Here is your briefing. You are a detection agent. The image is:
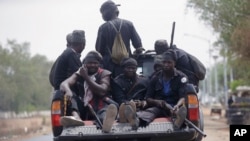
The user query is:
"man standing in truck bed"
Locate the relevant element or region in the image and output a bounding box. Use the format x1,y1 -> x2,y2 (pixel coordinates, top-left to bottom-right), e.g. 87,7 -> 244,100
95,0 -> 145,78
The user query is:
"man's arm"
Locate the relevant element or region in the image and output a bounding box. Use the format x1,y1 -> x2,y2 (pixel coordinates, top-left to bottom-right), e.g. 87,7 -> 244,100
86,75 -> 110,96
79,67 -> 111,96
173,97 -> 185,111
112,81 -> 127,105
129,23 -> 143,50
95,26 -> 106,56
60,73 -> 78,98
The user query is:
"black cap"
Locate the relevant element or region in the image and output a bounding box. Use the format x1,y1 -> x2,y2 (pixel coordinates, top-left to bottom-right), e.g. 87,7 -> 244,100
100,0 -> 120,12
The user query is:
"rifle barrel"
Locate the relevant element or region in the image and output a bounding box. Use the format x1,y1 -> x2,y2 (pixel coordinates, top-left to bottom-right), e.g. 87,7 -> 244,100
170,21 -> 175,48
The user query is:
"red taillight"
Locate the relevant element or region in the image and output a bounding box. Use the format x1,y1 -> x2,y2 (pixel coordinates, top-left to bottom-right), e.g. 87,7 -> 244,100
51,101 -> 61,126
187,95 -> 199,121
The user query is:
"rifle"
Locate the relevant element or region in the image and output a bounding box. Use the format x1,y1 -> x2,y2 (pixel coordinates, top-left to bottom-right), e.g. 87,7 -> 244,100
129,88 -> 148,108
169,21 -> 176,48
164,103 -> 207,137
87,103 -> 103,129
87,96 -> 119,129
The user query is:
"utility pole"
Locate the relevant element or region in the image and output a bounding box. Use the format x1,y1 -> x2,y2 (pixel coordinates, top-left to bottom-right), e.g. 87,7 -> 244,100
223,47 -> 229,108
213,55 -> 219,101
183,33 -> 213,102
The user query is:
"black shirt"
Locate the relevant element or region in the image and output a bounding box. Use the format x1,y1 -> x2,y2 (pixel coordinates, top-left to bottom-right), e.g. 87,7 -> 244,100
96,18 -> 142,58
112,74 -> 149,105
95,18 -> 142,78
53,48 -> 82,90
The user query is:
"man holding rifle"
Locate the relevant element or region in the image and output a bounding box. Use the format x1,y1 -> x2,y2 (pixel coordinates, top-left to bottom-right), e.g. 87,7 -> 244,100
59,51 -> 118,133
154,39 -> 200,92
136,50 -> 188,129
112,57 -> 149,130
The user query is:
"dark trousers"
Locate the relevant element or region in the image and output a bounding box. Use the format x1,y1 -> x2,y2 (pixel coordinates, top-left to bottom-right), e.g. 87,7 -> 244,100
70,95 -> 108,124
137,107 -> 171,124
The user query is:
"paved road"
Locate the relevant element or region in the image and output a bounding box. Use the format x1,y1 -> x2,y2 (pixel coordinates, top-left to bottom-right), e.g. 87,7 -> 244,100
21,134 -> 53,141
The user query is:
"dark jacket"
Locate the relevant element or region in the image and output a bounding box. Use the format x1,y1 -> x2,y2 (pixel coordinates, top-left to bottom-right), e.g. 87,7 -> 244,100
145,69 -> 188,106
53,48 -> 82,90
112,74 -> 149,105
95,18 -> 142,78
173,47 -> 199,87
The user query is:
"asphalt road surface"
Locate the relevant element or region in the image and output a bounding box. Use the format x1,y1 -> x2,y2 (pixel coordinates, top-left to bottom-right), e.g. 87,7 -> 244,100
16,106 -> 230,141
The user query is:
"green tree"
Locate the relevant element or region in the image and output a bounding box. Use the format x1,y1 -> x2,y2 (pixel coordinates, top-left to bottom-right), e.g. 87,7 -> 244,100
187,0 -> 250,85
0,40 -> 53,112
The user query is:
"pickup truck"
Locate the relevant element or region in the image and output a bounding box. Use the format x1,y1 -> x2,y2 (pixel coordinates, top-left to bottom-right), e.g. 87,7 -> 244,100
226,86 -> 250,125
50,51 -> 205,141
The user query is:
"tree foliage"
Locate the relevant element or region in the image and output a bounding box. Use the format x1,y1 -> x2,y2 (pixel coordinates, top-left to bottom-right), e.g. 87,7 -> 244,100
0,40 -> 53,112
187,0 -> 250,84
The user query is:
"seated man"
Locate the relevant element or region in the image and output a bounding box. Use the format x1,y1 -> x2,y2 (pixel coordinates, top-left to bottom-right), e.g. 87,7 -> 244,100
112,57 -> 149,130
137,50 -> 188,129
154,39 -> 200,92
59,51 -> 117,133
149,55 -> 163,79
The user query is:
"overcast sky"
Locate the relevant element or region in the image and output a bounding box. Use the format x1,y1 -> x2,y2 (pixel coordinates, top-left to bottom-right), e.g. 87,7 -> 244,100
0,0 -> 216,67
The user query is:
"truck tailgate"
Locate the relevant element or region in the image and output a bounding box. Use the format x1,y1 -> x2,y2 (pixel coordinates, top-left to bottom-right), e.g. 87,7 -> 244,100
54,120 -> 196,141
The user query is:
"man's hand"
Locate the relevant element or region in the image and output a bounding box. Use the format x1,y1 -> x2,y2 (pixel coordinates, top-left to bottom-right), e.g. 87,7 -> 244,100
133,100 -> 147,109
173,105 -> 179,112
134,47 -> 145,54
64,90 -> 73,101
79,66 -> 88,78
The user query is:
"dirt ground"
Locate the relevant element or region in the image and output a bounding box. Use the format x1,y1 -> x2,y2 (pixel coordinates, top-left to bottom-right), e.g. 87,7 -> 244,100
0,116 -> 52,141
201,106 -> 229,141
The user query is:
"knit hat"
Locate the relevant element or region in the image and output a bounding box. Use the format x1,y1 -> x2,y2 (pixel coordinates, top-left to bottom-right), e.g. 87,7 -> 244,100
83,51 -> 103,63
71,30 -> 85,43
161,49 -> 177,62
120,57 -> 138,67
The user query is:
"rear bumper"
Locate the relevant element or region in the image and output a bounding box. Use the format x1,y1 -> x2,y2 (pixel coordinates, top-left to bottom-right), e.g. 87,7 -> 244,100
54,122 -> 197,141
54,130 -> 196,141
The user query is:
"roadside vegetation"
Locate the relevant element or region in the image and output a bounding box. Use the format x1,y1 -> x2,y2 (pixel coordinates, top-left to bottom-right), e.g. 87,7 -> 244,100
0,40 -> 53,113
187,0 -> 250,89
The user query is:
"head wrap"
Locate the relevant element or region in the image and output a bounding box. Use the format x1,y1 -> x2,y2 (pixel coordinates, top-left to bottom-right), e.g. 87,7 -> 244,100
83,51 -> 103,63
120,57 -> 138,67
100,0 -> 120,13
161,50 -> 177,62
71,30 -> 85,43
